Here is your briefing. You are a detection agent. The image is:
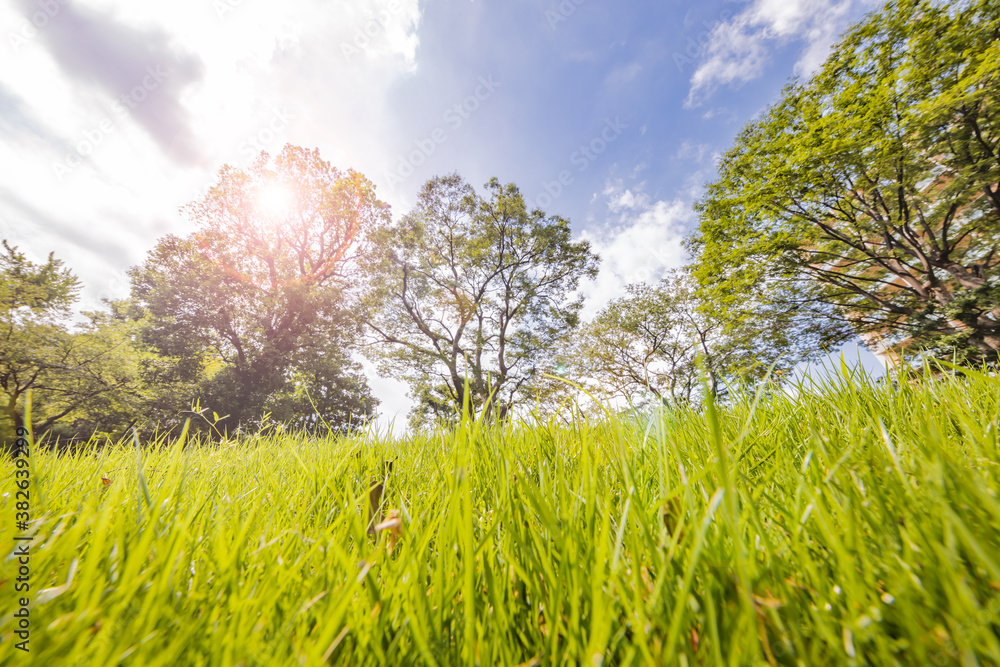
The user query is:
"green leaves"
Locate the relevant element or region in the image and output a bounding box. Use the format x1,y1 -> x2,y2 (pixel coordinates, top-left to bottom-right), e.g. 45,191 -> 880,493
0,243 -> 146,441
0,240 -> 80,316
691,0 -> 1000,364
574,269 -> 809,408
363,174 -> 599,426
127,145 -> 385,434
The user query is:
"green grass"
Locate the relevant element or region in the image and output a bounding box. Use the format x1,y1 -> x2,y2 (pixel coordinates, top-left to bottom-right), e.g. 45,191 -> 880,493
3,369 -> 1000,666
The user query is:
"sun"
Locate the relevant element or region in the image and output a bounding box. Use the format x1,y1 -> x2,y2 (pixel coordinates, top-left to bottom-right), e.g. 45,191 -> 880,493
256,183 -> 295,218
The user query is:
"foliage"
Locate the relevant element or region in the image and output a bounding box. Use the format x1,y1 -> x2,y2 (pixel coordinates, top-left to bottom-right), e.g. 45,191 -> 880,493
127,145 -> 385,433
690,0 -> 1000,364
575,269 -> 812,406
0,242 -> 144,443
4,371 -> 1000,664
363,174 -> 599,424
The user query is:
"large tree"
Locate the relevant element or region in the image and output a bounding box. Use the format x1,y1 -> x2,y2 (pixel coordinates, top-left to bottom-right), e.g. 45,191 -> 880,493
689,0 -> 1000,363
575,269 -> 807,407
0,242 -> 143,443
128,145 -> 385,433
363,174 -> 599,423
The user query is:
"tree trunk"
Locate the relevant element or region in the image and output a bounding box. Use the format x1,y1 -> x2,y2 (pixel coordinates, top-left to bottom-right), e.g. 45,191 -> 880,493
4,395 -> 24,454
6,395 -> 23,431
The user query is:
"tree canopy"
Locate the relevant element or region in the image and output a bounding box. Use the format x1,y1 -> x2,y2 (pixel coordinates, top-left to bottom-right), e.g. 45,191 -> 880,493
575,269 -> 806,407
0,242 -> 144,442
127,145 -> 386,433
689,0 -> 1000,363
363,174 -> 599,424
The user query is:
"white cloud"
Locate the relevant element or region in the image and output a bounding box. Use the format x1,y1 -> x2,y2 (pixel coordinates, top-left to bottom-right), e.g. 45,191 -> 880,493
0,0 -> 423,426
603,179 -> 644,212
685,0 -> 876,107
0,0 -> 423,306
674,140 -> 712,163
578,184 -> 690,319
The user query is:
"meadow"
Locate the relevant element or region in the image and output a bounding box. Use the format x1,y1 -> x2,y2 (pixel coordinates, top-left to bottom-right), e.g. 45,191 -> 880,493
2,368 -> 1000,666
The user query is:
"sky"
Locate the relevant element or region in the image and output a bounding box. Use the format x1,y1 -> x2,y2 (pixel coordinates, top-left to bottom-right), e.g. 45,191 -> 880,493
0,0 -> 885,424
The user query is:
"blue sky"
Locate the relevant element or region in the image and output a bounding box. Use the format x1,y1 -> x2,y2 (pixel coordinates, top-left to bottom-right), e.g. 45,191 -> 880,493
0,0 -> 884,420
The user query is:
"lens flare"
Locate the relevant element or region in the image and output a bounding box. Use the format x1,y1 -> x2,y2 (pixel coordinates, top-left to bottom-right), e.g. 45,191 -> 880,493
256,183 -> 294,218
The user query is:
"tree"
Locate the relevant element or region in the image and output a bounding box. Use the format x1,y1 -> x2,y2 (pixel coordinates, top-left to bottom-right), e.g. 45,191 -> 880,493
127,145 -> 385,433
575,269 -> 803,407
363,174 -> 599,423
0,242 -> 143,443
689,0 -> 1000,364
261,345 -> 379,434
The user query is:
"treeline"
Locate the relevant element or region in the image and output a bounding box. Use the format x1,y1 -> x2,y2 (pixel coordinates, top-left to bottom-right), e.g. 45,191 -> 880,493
2,0 -> 997,442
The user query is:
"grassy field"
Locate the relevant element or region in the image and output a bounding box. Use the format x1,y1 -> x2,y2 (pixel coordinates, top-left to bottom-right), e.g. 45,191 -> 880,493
3,369 -> 1000,666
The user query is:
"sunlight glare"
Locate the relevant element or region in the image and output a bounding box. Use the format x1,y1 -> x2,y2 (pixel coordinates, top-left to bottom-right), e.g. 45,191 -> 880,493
257,183 -> 294,218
